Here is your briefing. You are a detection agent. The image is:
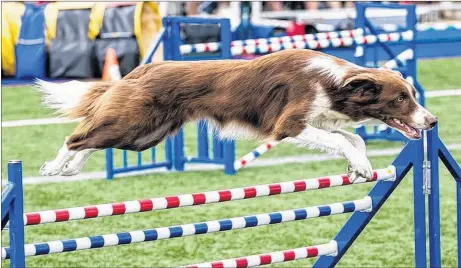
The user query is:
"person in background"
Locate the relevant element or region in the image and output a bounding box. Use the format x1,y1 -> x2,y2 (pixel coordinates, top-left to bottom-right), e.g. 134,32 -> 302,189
184,2 -> 199,16
262,1 -> 355,12
305,1 -> 355,10
264,1 -> 284,11
185,1 -> 356,15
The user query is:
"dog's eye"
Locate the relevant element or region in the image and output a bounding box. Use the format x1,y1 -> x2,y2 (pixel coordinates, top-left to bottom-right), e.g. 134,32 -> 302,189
397,96 -> 405,102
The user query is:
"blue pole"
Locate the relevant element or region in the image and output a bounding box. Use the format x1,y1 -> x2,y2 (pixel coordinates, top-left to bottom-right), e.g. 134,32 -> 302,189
427,126 -> 442,267
354,3 -> 366,67
165,137 -> 173,170
217,18 -> 234,168
219,18 -> 232,59
457,181 -> 461,268
436,131 -> 461,266
162,17 -> 173,61
197,120 -> 210,160
151,147 -> 156,163
353,3 -> 369,141
8,160 -> 25,268
405,4 -> 423,106
163,17 -> 185,171
212,132 -> 223,160
413,132 -> 427,267
123,150 -> 128,168
105,148 -> 114,180
137,152 -> 142,166
173,129 -> 186,171
170,17 -> 183,61
223,140 -> 236,175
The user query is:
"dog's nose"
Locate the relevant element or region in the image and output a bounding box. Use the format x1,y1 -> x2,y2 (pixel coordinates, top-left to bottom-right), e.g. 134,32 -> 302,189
427,116 -> 438,129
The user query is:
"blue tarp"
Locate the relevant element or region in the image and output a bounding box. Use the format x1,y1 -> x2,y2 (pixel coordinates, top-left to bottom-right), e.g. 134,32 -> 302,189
15,4 -> 46,79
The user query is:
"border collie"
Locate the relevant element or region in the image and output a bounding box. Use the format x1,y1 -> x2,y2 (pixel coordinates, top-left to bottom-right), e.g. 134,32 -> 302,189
36,49 -> 437,180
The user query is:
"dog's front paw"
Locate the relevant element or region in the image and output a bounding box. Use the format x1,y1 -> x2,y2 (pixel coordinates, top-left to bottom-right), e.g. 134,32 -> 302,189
347,155 -> 373,182
39,161 -> 64,176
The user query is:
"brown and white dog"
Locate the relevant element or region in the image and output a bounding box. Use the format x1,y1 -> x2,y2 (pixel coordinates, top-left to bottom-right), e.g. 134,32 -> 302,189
36,49 -> 437,180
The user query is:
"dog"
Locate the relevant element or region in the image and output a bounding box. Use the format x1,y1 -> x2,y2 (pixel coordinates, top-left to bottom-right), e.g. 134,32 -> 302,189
36,49 -> 437,180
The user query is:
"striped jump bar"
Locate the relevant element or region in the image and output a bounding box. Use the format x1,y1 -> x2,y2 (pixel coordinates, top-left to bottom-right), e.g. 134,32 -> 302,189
230,30 -> 413,56
379,22 -> 461,32
234,141 -> 280,170
184,241 -> 338,268
179,30 -> 413,56
231,29 -> 363,47
1,198 -> 370,259
12,166 -> 395,227
179,29 -> 364,55
381,49 -> 414,69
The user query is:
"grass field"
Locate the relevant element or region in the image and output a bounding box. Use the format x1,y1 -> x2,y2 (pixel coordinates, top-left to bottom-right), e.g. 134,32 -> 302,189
2,58 -> 461,267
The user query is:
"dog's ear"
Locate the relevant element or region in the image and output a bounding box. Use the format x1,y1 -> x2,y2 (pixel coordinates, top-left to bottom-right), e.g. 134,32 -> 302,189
341,74 -> 381,102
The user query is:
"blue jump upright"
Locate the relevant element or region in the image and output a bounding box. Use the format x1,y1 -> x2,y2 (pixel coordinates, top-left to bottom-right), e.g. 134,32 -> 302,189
313,124 -> 461,267
104,138 -> 174,180
1,161 -> 25,268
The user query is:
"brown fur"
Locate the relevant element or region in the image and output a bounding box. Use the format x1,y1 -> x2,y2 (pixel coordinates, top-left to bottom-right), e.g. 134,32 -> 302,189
63,49 -> 424,151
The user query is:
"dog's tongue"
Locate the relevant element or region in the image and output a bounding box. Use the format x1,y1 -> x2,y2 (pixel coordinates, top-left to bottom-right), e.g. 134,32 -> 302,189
386,118 -> 422,139
403,124 -> 421,138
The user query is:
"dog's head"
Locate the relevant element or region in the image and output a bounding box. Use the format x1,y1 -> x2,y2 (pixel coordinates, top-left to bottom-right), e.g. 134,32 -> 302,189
336,68 -> 437,139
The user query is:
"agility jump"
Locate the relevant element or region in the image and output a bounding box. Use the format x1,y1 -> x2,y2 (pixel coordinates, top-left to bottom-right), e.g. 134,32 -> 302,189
2,125 -> 460,267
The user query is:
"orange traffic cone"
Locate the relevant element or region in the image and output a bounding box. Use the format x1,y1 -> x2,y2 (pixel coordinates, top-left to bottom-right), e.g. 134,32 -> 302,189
102,48 -> 122,81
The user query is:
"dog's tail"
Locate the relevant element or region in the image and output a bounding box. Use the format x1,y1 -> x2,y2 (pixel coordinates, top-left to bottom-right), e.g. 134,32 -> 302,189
35,79 -> 113,119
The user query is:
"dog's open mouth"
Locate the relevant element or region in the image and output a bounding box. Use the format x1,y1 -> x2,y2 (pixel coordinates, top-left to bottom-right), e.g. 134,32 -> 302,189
385,118 -> 422,139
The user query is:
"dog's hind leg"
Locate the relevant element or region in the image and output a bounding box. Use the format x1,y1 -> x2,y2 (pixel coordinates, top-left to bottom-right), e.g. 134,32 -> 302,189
39,138 -> 77,176
59,149 -> 99,176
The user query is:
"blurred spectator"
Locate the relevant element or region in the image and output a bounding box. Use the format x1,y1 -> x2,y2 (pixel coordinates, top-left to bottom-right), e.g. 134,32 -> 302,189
305,1 -> 340,10
264,2 -> 284,11
185,2 -> 199,16
305,1 -> 355,10
184,1 -> 231,16
262,1 -> 355,12
183,1 -> 356,16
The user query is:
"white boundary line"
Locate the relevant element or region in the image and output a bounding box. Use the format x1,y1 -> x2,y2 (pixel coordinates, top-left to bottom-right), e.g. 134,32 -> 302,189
425,89 -> 461,98
1,117 -> 81,127
3,143 -> 461,186
2,89 -> 460,128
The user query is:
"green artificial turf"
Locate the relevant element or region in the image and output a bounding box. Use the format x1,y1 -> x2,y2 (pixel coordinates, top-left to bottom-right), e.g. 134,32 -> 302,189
417,58 -> 461,90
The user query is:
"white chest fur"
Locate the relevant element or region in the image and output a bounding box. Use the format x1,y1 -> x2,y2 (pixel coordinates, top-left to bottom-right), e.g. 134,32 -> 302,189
307,89 -> 355,130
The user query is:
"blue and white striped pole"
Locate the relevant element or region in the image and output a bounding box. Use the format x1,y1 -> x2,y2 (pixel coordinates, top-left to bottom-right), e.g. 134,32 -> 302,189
2,197 -> 371,259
